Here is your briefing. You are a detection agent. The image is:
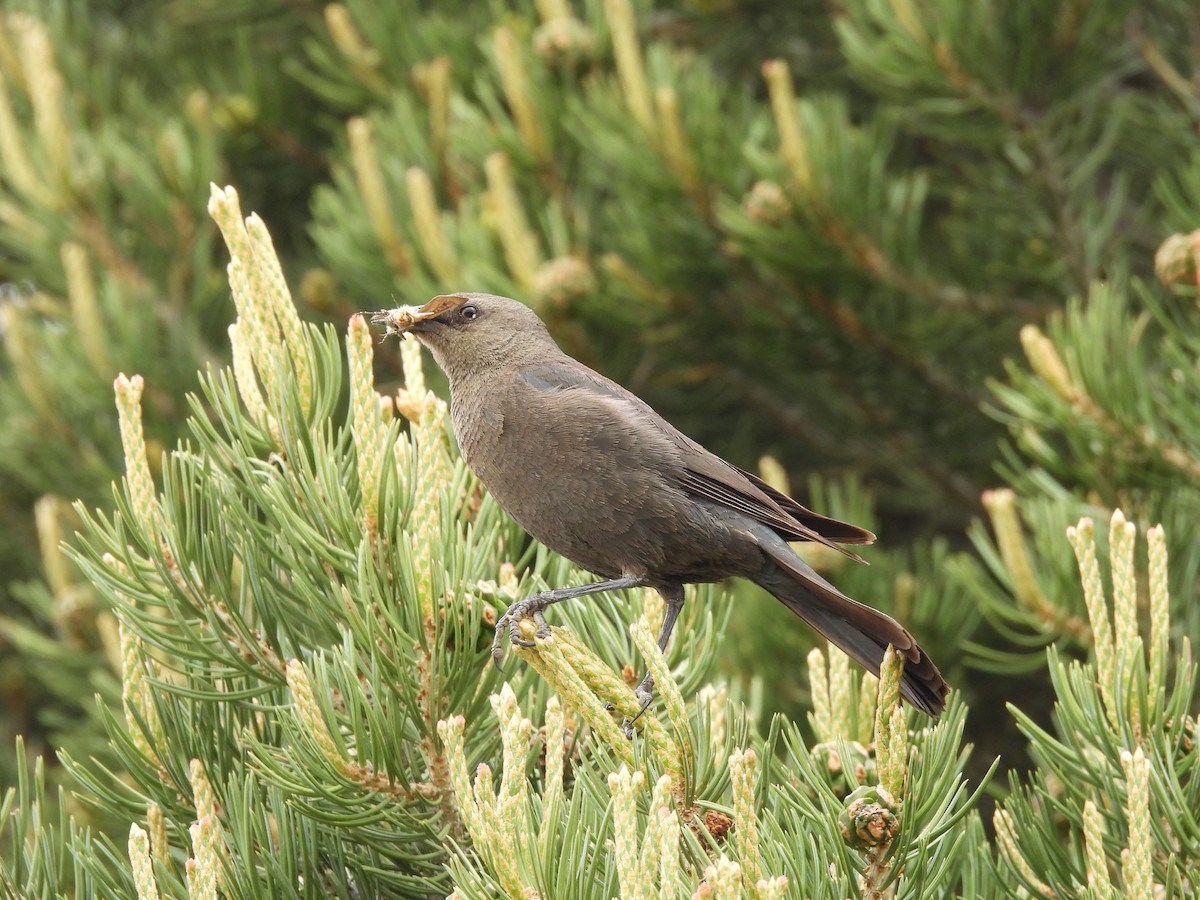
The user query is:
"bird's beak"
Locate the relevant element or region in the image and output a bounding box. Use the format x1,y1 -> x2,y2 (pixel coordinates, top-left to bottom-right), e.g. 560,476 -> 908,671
370,294 -> 466,340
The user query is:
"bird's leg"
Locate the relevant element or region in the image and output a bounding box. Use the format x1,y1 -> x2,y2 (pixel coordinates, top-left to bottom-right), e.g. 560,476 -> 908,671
623,585 -> 685,736
492,574 -> 647,668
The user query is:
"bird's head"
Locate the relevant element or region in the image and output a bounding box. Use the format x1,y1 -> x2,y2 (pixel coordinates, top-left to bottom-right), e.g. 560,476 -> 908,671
371,292 -> 554,382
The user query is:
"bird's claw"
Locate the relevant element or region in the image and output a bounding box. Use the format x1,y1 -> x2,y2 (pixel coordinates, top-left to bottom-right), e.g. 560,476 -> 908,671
634,677 -> 655,712
621,705 -> 651,739
490,613 -> 511,669
490,596 -> 552,668
620,674 -> 656,738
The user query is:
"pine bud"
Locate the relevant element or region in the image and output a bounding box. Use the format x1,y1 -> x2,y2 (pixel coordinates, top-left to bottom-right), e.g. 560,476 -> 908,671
743,180 -> 792,225
533,17 -> 596,68
1153,231 -> 1198,287
838,785 -> 900,849
532,255 -> 596,309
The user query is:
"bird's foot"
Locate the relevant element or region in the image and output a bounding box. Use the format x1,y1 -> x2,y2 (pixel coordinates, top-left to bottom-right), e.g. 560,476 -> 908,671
621,673 -> 656,739
491,595 -> 554,670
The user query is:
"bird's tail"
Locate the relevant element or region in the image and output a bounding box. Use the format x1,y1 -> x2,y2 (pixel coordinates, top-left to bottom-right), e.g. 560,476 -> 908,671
750,551 -> 948,717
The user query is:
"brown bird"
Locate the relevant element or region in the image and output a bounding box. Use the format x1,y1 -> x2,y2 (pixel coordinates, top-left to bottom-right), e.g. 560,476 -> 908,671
374,292 -> 948,718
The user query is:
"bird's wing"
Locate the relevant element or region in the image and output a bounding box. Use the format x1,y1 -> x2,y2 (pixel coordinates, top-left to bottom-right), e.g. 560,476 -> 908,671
726,466 -> 875,545
518,361 -> 874,558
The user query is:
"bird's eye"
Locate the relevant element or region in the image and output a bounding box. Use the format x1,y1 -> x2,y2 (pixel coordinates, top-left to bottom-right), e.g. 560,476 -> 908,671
460,305 -> 478,321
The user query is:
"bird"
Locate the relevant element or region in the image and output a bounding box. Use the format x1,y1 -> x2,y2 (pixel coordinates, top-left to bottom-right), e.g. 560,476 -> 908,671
373,292 -> 948,719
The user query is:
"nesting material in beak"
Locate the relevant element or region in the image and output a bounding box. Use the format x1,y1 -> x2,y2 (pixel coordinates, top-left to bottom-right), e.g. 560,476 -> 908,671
369,294 -> 467,340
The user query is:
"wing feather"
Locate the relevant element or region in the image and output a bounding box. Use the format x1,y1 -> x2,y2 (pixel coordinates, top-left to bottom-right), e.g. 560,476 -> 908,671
520,363 -> 872,559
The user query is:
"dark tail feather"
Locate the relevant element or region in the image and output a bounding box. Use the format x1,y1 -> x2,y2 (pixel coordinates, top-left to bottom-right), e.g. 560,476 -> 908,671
752,558 -> 948,717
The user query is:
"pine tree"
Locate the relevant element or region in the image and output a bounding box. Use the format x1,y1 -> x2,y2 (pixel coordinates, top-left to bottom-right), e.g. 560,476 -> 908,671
0,1 -> 230,783
0,0 -> 320,781
2,0 -> 1200,895
3,189 -> 1196,896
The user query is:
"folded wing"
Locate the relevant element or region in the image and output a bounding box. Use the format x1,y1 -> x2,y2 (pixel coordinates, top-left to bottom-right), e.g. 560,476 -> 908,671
519,362 -> 875,559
